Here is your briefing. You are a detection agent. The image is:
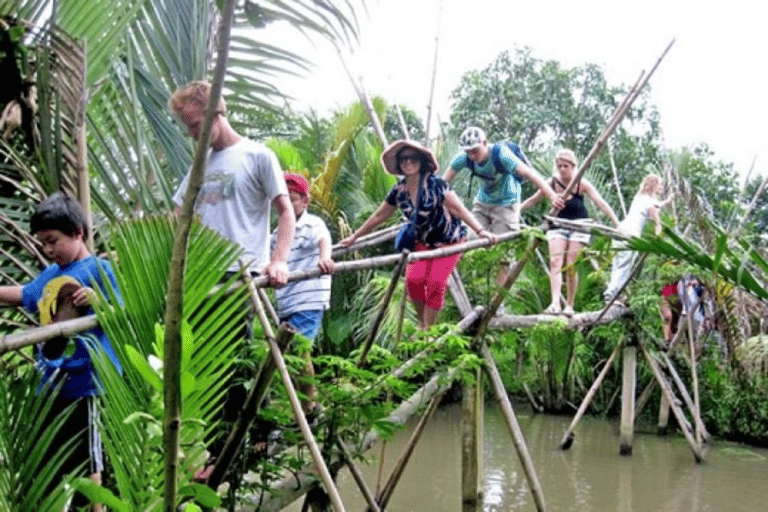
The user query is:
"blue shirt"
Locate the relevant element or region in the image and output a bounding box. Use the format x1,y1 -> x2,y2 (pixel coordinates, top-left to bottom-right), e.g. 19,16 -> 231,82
386,173 -> 466,248
22,256 -> 123,398
449,144 -> 523,205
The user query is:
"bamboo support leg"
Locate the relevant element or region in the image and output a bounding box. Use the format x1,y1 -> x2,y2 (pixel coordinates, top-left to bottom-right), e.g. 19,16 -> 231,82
358,251 -> 409,367
640,342 -> 703,462
619,345 -> 637,455
376,392 -> 443,511
247,278 -> 347,511
336,437 -> 381,512
462,368 -> 484,511
257,286 -> 280,327
560,341 -> 622,449
207,325 -> 294,489
481,342 -> 547,512
660,353 -> 709,441
687,314 -> 703,445
633,379 -> 656,421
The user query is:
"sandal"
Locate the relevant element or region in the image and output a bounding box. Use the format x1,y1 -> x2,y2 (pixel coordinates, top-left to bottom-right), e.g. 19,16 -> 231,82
562,305 -> 575,317
544,303 -> 561,315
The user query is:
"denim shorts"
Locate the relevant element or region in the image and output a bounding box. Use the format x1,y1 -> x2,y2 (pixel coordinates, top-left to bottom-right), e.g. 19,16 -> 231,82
281,309 -> 324,342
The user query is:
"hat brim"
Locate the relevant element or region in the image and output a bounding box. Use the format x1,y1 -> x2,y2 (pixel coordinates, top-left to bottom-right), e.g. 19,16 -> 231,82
381,140 -> 439,175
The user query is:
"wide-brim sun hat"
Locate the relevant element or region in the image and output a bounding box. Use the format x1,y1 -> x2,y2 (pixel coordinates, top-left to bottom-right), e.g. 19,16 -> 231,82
381,140 -> 439,175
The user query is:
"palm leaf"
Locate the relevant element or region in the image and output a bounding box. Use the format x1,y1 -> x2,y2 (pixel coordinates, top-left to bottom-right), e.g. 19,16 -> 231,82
92,216 -> 250,509
0,371 -> 76,512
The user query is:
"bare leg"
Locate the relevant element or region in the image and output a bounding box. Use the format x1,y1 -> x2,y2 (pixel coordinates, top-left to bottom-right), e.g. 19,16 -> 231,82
565,241 -> 585,308
422,306 -> 440,328
299,351 -> 317,415
496,261 -> 510,288
660,296 -> 673,343
412,300 -> 428,330
547,236 -> 567,311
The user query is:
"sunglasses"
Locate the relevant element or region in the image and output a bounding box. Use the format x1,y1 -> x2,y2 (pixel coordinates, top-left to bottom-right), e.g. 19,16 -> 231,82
398,154 -> 420,164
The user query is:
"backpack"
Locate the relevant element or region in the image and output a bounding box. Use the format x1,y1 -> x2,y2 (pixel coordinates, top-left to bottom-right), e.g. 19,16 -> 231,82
465,140 -> 528,199
465,140 -> 529,179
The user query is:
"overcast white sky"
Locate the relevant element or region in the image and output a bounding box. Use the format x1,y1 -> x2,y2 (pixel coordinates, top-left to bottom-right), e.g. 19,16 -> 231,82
262,0 -> 766,181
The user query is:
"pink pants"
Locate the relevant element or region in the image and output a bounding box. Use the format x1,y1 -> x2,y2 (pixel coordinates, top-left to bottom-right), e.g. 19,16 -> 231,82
405,242 -> 463,311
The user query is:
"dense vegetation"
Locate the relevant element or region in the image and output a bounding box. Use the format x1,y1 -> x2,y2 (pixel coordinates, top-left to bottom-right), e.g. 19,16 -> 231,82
1,1 -> 767,510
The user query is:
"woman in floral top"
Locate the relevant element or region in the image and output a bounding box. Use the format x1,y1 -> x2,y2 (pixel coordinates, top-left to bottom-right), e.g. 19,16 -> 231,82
340,140 -> 496,329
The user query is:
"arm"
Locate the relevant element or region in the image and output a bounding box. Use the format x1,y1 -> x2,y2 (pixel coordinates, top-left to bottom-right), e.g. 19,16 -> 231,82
648,206 -> 662,235
338,201 -> 397,246
443,190 -> 497,244
317,233 -> 335,274
519,189 -> 545,211
516,164 -> 565,210
582,180 -> 620,227
263,194 -> 295,288
0,286 -> 22,306
442,166 -> 458,183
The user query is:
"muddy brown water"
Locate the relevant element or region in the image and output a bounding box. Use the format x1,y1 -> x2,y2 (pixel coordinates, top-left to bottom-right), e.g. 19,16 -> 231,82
285,402 -> 768,511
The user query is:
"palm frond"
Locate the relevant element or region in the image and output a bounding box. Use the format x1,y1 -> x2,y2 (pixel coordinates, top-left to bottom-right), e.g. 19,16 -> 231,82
0,371 -> 76,512
92,216 -> 250,508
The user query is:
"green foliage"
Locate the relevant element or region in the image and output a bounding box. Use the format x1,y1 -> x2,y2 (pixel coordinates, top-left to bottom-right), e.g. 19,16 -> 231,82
0,371 -> 74,512
699,356 -> 768,445
88,216 -> 247,510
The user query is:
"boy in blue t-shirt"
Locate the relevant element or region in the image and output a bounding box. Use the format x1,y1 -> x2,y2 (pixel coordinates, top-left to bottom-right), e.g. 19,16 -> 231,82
0,193 -> 122,510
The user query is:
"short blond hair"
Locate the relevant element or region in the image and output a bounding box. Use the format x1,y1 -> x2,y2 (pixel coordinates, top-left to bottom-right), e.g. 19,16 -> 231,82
168,81 -> 226,116
640,173 -> 662,195
554,148 -> 578,169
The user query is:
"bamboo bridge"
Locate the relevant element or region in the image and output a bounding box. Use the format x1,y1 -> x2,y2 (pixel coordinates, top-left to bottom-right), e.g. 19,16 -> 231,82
0,40 -> 702,512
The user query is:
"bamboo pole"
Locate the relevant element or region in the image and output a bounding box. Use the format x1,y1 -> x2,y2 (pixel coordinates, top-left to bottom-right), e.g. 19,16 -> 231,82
462,367 -> 484,511
686,306 -> 703,445
481,341 -> 547,512
608,139 -> 627,216
257,286 -> 280,327
560,341 -> 622,449
336,437 -> 381,512
422,0 -> 442,146
0,314 -> 97,353
375,392 -> 444,510
74,40 -> 92,251
206,324 -> 295,489
395,104 -> 410,141
337,52 -> 387,147
659,353 -> 709,441
639,341 -> 703,462
657,394 -> 671,435
619,343 -> 637,455
161,3 -> 236,509
358,250 -> 409,367
732,167 -> 767,238
248,276 -> 346,512
633,379 -> 656,421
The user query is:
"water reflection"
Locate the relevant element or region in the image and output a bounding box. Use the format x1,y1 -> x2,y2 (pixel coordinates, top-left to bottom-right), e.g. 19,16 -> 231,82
285,402 -> 768,511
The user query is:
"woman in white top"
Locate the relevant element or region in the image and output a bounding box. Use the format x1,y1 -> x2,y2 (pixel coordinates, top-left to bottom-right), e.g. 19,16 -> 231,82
603,173 -> 673,304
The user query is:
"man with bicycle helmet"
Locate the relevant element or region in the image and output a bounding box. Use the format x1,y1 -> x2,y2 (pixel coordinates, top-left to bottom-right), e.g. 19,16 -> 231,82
443,126 -> 563,286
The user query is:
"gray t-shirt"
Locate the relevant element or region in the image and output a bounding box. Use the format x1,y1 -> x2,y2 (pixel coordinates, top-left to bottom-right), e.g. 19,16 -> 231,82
173,138 -> 287,272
